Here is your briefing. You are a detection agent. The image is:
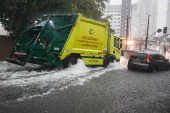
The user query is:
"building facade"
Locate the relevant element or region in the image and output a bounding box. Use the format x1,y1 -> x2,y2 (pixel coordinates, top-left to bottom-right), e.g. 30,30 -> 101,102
103,5 -> 121,36
132,0 -> 158,39
120,0 -> 131,38
166,0 -> 170,35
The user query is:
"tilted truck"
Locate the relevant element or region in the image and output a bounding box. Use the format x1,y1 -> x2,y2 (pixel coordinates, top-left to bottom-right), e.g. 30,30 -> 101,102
6,13 -> 121,68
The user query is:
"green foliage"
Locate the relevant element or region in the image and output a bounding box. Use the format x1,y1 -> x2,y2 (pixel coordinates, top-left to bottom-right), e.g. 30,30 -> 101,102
0,0 -> 109,37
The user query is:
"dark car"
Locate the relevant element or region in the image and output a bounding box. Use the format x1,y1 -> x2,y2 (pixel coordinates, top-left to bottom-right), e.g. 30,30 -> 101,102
128,52 -> 170,72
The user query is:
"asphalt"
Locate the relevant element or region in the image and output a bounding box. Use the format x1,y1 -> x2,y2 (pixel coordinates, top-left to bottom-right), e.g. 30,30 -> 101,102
1,69 -> 170,113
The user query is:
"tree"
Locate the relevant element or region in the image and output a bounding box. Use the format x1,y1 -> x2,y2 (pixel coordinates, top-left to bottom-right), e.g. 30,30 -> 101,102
0,0 -> 109,37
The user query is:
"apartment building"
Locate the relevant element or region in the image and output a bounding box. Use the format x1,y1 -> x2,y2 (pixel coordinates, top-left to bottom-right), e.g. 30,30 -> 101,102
103,5 -> 121,36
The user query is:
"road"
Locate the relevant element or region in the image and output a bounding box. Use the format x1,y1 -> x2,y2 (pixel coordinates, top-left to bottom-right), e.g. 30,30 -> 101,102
0,57 -> 170,113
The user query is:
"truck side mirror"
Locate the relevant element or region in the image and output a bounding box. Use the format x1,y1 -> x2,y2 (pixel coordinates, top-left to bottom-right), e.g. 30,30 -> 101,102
120,43 -> 122,49
120,39 -> 122,49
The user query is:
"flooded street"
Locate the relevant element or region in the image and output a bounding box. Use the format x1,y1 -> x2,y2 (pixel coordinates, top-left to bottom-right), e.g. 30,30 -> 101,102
0,57 -> 127,103
0,57 -> 170,113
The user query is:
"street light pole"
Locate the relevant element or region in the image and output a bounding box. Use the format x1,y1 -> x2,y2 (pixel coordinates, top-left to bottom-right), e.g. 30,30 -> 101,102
126,16 -> 129,50
145,15 -> 150,50
126,16 -> 132,50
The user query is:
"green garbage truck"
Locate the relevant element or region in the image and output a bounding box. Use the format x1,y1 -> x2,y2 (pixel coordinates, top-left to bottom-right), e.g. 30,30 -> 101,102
6,13 -> 121,68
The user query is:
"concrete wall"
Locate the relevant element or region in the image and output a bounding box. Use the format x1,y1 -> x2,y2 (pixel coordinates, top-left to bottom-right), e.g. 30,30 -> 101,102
0,35 -> 15,60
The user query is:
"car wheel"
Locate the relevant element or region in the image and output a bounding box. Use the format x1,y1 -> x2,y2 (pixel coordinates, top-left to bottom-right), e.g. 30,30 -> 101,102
147,68 -> 153,73
153,66 -> 158,72
127,65 -> 131,70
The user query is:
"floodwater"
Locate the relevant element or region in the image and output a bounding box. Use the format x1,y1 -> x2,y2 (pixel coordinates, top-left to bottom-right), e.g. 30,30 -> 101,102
0,57 -> 128,102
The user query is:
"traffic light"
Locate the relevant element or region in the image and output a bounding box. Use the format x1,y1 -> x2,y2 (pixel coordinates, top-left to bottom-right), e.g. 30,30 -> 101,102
157,29 -> 162,33
163,27 -> 167,33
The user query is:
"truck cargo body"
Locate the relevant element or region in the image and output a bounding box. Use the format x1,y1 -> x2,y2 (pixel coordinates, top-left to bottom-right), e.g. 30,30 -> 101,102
6,13 -> 121,68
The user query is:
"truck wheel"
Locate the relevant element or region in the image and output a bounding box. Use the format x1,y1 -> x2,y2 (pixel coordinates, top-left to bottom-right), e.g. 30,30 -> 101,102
103,57 -> 115,68
103,58 -> 108,68
63,57 -> 77,69
108,57 -> 114,65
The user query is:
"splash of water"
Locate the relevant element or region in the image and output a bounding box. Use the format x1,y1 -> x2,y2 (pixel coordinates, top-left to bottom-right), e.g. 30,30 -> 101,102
0,57 -> 129,101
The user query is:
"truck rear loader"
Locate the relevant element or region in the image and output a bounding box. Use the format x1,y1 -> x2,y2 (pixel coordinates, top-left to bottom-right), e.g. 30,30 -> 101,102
6,13 -> 121,68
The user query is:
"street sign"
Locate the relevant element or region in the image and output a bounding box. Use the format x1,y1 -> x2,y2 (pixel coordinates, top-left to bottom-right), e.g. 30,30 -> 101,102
156,40 -> 160,46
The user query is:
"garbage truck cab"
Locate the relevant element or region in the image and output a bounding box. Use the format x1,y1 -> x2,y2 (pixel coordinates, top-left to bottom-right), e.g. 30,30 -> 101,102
6,13 -> 121,68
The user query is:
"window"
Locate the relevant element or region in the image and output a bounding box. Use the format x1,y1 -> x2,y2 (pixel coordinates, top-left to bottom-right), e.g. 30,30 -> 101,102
114,38 -> 119,48
152,55 -> 165,60
152,55 -> 158,60
158,55 -> 165,60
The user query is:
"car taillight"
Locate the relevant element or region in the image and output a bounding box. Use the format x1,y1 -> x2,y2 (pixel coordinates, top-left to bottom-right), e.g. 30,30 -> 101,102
13,55 -> 16,59
129,52 -> 135,58
147,54 -> 151,62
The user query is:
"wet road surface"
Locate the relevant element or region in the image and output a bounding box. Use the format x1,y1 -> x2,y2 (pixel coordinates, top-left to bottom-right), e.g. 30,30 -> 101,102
0,58 -> 170,113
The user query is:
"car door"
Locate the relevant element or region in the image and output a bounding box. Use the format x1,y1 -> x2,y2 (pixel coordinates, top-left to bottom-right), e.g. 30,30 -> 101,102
158,55 -> 168,70
151,55 -> 160,69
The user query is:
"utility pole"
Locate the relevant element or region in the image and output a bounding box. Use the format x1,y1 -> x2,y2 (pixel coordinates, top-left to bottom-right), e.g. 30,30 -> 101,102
126,16 -> 132,50
126,16 -> 129,50
145,15 -> 150,50
163,27 -> 167,55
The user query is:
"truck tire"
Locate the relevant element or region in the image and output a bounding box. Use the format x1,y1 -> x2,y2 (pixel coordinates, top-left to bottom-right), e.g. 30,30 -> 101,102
108,57 -> 114,65
103,58 -> 108,68
63,57 -> 77,69
103,57 -> 115,68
